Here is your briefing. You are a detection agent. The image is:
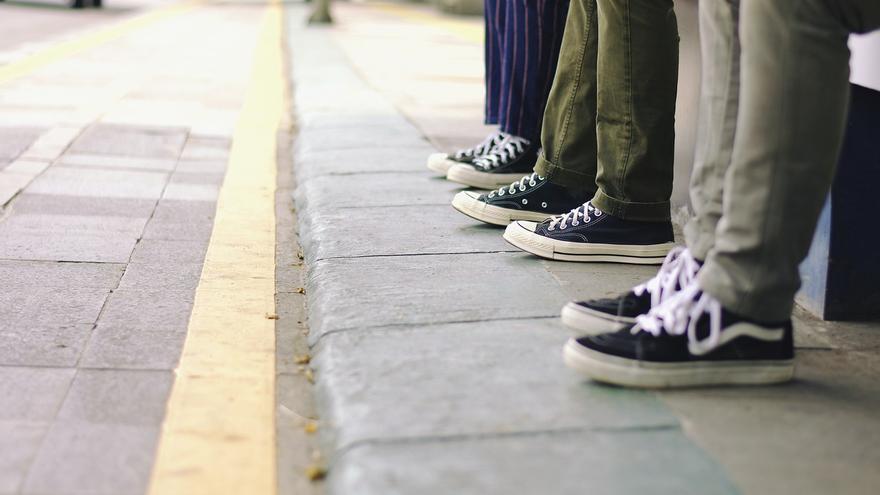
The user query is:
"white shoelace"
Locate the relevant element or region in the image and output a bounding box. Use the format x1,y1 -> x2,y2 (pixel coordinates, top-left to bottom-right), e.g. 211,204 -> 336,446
633,282 -> 724,356
633,247 -> 700,310
548,202 -> 600,230
474,135 -> 530,169
454,131 -> 507,160
488,172 -> 543,198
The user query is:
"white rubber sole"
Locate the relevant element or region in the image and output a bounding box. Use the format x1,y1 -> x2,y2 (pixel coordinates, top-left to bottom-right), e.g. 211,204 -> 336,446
560,301 -> 635,335
563,338 -> 795,388
451,191 -> 558,226
503,221 -> 675,264
446,163 -> 528,189
426,153 -> 457,174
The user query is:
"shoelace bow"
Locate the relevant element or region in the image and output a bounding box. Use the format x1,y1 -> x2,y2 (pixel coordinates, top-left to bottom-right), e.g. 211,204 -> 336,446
633,283 -> 724,356
548,202 -> 600,230
487,172 -> 543,198
454,132 -> 506,160
633,247 -> 700,309
474,135 -> 529,169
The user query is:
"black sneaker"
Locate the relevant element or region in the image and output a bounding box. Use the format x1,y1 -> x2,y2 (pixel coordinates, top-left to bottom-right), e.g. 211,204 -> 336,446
446,135 -> 538,189
561,247 -> 700,334
450,173 -> 586,226
503,202 -> 675,264
563,283 -> 795,388
426,131 -> 506,174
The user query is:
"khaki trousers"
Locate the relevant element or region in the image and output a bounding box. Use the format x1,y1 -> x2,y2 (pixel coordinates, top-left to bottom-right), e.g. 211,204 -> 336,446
687,0 -> 880,321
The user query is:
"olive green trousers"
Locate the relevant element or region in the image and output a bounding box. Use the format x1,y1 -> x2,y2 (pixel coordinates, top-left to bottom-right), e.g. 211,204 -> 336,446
535,0 -> 679,221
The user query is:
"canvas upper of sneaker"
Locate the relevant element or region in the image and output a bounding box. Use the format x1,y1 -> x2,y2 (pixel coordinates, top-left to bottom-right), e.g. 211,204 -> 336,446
533,202 -> 675,245
472,136 -> 538,175
451,131 -> 507,163
575,285 -> 794,363
477,173 -> 586,214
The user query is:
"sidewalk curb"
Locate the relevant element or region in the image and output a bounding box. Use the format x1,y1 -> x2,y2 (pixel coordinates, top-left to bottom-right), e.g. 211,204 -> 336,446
283,6 -> 738,494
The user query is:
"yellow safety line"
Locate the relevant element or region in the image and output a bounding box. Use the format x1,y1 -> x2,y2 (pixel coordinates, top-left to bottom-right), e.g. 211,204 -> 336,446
371,1 -> 483,44
147,1 -> 282,494
0,0 -> 204,86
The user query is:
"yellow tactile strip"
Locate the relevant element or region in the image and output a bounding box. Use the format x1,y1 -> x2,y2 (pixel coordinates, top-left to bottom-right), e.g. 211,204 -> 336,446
147,2 -> 283,494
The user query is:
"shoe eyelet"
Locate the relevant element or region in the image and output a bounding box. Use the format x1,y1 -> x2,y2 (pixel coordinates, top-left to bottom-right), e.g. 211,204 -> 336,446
541,202 -> 547,208
572,221 -> 579,226
519,187 -> 526,192
522,199 -> 528,205
529,181 -> 536,187
499,190 -> 505,196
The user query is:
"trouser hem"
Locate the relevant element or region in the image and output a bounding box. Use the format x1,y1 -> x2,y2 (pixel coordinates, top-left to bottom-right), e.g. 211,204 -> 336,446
591,190 -> 671,222
698,264 -> 795,323
535,153 -> 596,196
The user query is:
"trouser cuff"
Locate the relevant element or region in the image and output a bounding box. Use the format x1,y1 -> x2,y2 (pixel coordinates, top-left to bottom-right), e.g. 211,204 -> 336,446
535,153 -> 596,196
698,263 -> 795,322
591,190 -> 671,222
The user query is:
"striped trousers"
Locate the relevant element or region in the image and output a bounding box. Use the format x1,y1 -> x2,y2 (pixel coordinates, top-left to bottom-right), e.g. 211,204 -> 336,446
484,0 -> 570,141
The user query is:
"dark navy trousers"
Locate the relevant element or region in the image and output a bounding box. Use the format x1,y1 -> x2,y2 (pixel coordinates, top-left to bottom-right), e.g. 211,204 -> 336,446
484,0 -> 570,141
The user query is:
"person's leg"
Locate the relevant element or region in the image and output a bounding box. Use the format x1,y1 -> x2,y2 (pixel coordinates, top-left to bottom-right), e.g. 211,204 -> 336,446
446,0 -> 571,189
698,0 -> 880,322
533,0 -> 599,197
484,0 -> 506,127
589,0 -> 679,222
682,0 -> 740,261
497,0 -> 570,142
564,0 -> 880,388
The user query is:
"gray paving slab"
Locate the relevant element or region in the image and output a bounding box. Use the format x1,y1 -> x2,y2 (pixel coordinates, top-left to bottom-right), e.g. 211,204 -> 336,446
315,320 -> 678,450
0,287 -> 109,327
0,127 -> 44,160
0,422 -> 47,494
660,346 -> 880,495
170,171 -> 226,185
300,204 -> 514,263
0,367 -> 76,421
297,112 -> 418,132
306,253 -> 568,342
0,260 -> 123,288
293,147 -> 435,180
129,239 -> 208,264
0,324 -> 93,367
118,262 -> 203,291
56,153 -> 178,172
141,217 -> 215,242
26,167 -> 169,199
79,325 -> 187,370
9,193 -> 156,218
0,231 -> 137,263
329,429 -> 737,495
151,199 -> 216,223
22,422 -> 158,495
69,124 -> 188,159
161,182 -> 220,201
179,136 -> 230,161
295,172 -> 464,211
96,288 -> 195,329
0,213 -> 148,236
295,126 -> 429,155
175,159 -> 228,174
57,370 -> 174,426
542,260 -> 661,302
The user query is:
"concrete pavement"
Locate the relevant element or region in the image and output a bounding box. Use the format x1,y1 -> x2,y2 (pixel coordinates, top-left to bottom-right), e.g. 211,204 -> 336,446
0,1 -> 319,494
287,2 -> 880,494
0,0 -> 878,493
